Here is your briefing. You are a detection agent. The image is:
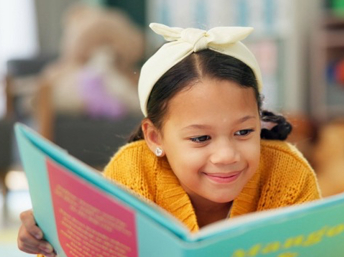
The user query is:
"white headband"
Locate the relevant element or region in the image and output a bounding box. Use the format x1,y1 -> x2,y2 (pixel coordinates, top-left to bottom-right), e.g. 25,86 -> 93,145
138,23 -> 263,117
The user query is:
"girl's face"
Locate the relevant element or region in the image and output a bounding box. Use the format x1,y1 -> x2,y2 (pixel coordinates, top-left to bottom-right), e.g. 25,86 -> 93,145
159,78 -> 261,208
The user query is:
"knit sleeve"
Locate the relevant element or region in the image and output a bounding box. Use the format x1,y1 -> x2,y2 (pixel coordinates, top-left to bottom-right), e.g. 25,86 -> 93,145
257,140 -> 321,210
280,162 -> 321,204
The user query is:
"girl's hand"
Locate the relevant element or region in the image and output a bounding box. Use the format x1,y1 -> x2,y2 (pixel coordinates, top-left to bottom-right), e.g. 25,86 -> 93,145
17,209 -> 56,257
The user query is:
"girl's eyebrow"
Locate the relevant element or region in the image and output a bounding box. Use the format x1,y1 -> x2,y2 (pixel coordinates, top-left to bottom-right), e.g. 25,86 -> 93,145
181,115 -> 257,131
182,124 -> 212,131
237,115 -> 257,123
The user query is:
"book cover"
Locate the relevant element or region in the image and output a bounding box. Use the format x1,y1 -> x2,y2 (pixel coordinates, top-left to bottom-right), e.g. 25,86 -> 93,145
15,123 -> 344,257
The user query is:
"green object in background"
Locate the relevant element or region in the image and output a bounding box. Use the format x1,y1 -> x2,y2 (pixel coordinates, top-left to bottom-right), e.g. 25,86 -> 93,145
105,0 -> 146,27
333,0 -> 344,7
331,0 -> 344,16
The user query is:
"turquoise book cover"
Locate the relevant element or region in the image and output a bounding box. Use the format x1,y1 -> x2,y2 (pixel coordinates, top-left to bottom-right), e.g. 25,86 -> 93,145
15,123 -> 344,257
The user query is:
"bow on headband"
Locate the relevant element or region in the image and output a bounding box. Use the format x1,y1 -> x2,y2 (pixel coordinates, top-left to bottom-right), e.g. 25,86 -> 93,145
150,23 -> 253,52
138,23 -> 263,116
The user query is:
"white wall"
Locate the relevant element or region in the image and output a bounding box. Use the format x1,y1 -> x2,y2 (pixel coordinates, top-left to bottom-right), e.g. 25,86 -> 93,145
0,0 -> 39,75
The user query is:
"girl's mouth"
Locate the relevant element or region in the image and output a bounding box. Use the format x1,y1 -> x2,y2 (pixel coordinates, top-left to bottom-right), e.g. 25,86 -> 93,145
203,171 -> 241,184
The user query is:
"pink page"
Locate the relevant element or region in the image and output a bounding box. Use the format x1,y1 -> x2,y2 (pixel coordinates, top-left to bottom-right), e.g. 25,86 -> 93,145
46,159 -> 138,257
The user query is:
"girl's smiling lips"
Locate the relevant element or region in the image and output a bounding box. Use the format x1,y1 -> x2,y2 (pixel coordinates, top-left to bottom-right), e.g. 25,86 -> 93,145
203,171 -> 242,184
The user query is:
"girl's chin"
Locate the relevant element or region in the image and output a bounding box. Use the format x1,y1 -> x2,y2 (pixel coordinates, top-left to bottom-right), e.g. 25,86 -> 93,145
212,198 -> 235,204
205,194 -> 237,205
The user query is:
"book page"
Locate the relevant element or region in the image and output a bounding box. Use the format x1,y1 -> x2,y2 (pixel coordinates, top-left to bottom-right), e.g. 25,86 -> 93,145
46,158 -> 138,257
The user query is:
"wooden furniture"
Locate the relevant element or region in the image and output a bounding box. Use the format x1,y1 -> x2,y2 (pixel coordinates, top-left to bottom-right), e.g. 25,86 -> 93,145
0,118 -> 13,206
0,56 -> 55,217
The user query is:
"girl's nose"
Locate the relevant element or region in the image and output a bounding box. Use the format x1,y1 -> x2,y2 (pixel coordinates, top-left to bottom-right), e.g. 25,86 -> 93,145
209,140 -> 240,165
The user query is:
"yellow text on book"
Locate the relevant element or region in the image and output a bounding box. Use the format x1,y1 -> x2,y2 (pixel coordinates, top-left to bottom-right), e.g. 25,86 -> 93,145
231,223 -> 344,257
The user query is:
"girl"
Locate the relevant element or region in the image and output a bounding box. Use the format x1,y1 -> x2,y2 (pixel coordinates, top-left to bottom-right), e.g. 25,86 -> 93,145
17,23 -> 321,257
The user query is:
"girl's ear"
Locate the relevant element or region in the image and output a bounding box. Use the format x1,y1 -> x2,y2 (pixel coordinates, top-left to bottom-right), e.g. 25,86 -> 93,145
141,119 -> 165,157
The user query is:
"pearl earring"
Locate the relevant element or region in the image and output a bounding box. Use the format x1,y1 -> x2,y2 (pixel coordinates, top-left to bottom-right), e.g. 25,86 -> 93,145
155,147 -> 163,157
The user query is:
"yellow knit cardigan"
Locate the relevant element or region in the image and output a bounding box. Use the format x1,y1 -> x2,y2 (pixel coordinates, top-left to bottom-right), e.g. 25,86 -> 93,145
103,139 -> 321,232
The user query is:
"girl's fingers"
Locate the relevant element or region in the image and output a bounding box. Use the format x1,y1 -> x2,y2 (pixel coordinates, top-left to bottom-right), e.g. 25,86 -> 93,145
18,209 -> 56,256
19,210 -> 43,239
17,224 -> 56,256
17,223 -> 41,253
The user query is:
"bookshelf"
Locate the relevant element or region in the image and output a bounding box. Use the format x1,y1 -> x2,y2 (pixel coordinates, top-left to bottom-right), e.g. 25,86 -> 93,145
310,11 -> 344,122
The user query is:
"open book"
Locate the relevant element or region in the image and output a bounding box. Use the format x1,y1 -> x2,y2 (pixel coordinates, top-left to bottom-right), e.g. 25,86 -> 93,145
15,123 -> 344,257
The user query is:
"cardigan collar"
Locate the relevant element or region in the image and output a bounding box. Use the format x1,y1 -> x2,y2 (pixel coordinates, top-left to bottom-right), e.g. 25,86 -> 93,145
155,156 -> 200,232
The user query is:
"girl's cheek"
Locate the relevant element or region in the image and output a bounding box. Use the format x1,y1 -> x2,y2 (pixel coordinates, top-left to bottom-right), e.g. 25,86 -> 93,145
241,140 -> 261,161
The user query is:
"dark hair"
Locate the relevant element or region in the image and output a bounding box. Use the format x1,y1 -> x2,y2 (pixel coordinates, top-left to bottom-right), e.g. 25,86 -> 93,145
128,49 -> 291,142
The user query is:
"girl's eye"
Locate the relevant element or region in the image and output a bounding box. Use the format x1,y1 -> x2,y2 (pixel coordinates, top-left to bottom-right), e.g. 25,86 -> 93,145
234,129 -> 254,136
190,135 -> 211,143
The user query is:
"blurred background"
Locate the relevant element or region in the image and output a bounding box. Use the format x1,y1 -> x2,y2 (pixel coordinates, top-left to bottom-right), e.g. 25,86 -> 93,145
1,0 -> 344,256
